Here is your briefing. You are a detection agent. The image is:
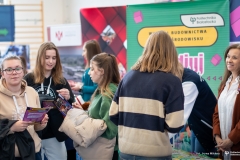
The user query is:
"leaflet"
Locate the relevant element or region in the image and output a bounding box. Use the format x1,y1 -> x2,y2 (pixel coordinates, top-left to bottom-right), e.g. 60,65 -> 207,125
55,94 -> 73,116
23,107 -> 51,124
41,94 -> 73,116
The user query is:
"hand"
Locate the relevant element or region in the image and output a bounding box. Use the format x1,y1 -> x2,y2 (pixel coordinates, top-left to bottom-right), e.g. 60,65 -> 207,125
57,88 -> 70,100
10,121 -> 33,132
72,102 -> 83,109
71,82 -> 83,91
40,114 -> 49,126
215,135 -> 224,152
216,138 -> 233,151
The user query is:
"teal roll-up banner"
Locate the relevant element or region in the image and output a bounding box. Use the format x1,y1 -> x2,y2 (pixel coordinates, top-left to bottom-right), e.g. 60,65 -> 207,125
127,0 -> 229,94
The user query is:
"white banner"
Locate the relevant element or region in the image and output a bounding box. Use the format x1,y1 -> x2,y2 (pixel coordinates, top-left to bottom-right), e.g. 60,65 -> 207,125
48,24 -> 82,47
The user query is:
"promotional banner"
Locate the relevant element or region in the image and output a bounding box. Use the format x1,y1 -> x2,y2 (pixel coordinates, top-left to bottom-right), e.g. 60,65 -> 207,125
127,0 -> 229,95
80,6 -> 127,78
47,24 -> 82,47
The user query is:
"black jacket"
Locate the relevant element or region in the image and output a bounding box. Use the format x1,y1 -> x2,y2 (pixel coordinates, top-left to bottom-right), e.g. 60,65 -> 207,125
0,119 -> 35,160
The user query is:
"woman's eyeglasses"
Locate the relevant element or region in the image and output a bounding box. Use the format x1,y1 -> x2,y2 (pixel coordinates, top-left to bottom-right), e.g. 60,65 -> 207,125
3,67 -> 23,75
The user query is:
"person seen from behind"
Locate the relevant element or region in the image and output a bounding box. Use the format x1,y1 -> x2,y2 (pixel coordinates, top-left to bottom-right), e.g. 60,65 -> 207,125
109,30 -> 184,160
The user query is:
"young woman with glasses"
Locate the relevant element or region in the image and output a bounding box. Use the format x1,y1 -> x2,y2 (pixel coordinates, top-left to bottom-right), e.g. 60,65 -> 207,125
0,55 -> 48,160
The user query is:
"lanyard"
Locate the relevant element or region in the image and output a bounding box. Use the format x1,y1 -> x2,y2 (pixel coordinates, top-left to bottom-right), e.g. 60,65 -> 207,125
41,77 -> 52,95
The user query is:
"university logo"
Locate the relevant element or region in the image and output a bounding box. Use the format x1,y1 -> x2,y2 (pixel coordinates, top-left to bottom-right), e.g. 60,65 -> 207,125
56,31 -> 63,41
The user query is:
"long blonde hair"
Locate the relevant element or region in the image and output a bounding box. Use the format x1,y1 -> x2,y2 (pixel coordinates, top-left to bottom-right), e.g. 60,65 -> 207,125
33,42 -> 65,84
132,30 -> 183,80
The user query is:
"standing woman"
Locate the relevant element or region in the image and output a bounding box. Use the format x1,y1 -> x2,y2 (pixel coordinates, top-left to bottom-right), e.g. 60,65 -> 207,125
73,52 -> 120,160
0,56 -> 48,160
109,31 -> 184,160
24,42 -> 75,160
213,43 -> 240,160
71,39 -> 101,102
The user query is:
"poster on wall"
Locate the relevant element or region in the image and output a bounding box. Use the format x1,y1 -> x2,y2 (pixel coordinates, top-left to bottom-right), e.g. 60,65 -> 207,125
127,0 -> 229,95
0,45 -> 30,69
80,6 -> 127,78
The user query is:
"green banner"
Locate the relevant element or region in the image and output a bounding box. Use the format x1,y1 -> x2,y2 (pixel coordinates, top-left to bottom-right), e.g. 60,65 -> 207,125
127,0 -> 229,94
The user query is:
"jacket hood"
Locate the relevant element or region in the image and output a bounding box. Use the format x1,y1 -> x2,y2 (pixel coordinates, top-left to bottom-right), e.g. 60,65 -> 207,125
0,78 -> 27,97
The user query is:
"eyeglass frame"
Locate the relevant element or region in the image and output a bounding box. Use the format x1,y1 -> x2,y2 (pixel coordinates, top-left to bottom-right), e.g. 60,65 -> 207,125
2,67 -> 24,75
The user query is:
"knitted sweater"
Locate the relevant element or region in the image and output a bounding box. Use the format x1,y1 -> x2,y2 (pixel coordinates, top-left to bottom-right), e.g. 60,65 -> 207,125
110,70 -> 184,157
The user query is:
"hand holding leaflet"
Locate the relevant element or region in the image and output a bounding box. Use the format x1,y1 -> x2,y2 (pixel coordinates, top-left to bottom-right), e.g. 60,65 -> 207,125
23,107 -> 52,124
55,94 -> 73,116
75,95 -> 90,110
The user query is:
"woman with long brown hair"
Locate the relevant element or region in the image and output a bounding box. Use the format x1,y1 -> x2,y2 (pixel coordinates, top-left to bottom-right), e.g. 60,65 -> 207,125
213,43 -> 240,160
71,39 -> 101,102
24,42 -> 75,160
73,52 -> 120,160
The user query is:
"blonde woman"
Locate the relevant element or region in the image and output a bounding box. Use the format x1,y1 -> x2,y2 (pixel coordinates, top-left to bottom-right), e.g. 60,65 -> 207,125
109,30 -> 184,160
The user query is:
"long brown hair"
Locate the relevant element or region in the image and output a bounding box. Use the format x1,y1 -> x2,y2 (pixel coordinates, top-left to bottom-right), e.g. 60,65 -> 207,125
84,40 -> 102,68
33,42 -> 65,84
91,52 -> 120,98
132,30 -> 183,80
219,43 -> 240,91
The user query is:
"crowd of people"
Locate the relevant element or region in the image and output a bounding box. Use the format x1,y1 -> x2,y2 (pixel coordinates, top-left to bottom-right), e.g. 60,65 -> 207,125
0,30 -> 239,160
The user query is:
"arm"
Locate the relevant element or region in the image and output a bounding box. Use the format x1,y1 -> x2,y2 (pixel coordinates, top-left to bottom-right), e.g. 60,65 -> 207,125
164,78 -> 185,133
168,82 -> 198,139
100,95 -> 118,139
213,103 -> 221,137
109,81 -> 122,126
82,83 -> 98,94
182,82 -> 198,124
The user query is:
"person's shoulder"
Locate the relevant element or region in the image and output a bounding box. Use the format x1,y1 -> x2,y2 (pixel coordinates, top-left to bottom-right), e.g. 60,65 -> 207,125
108,83 -> 118,91
24,72 -> 34,80
182,68 -> 201,82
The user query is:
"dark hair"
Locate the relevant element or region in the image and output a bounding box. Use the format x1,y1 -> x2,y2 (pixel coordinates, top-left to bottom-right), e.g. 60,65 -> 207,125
19,56 -> 27,75
84,40 -> 102,68
91,52 -> 120,98
219,43 -> 240,91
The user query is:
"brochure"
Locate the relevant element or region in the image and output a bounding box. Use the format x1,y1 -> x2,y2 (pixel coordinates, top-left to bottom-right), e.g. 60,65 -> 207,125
54,94 -> 73,116
41,94 -> 73,116
42,100 -> 56,108
23,107 -> 51,124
